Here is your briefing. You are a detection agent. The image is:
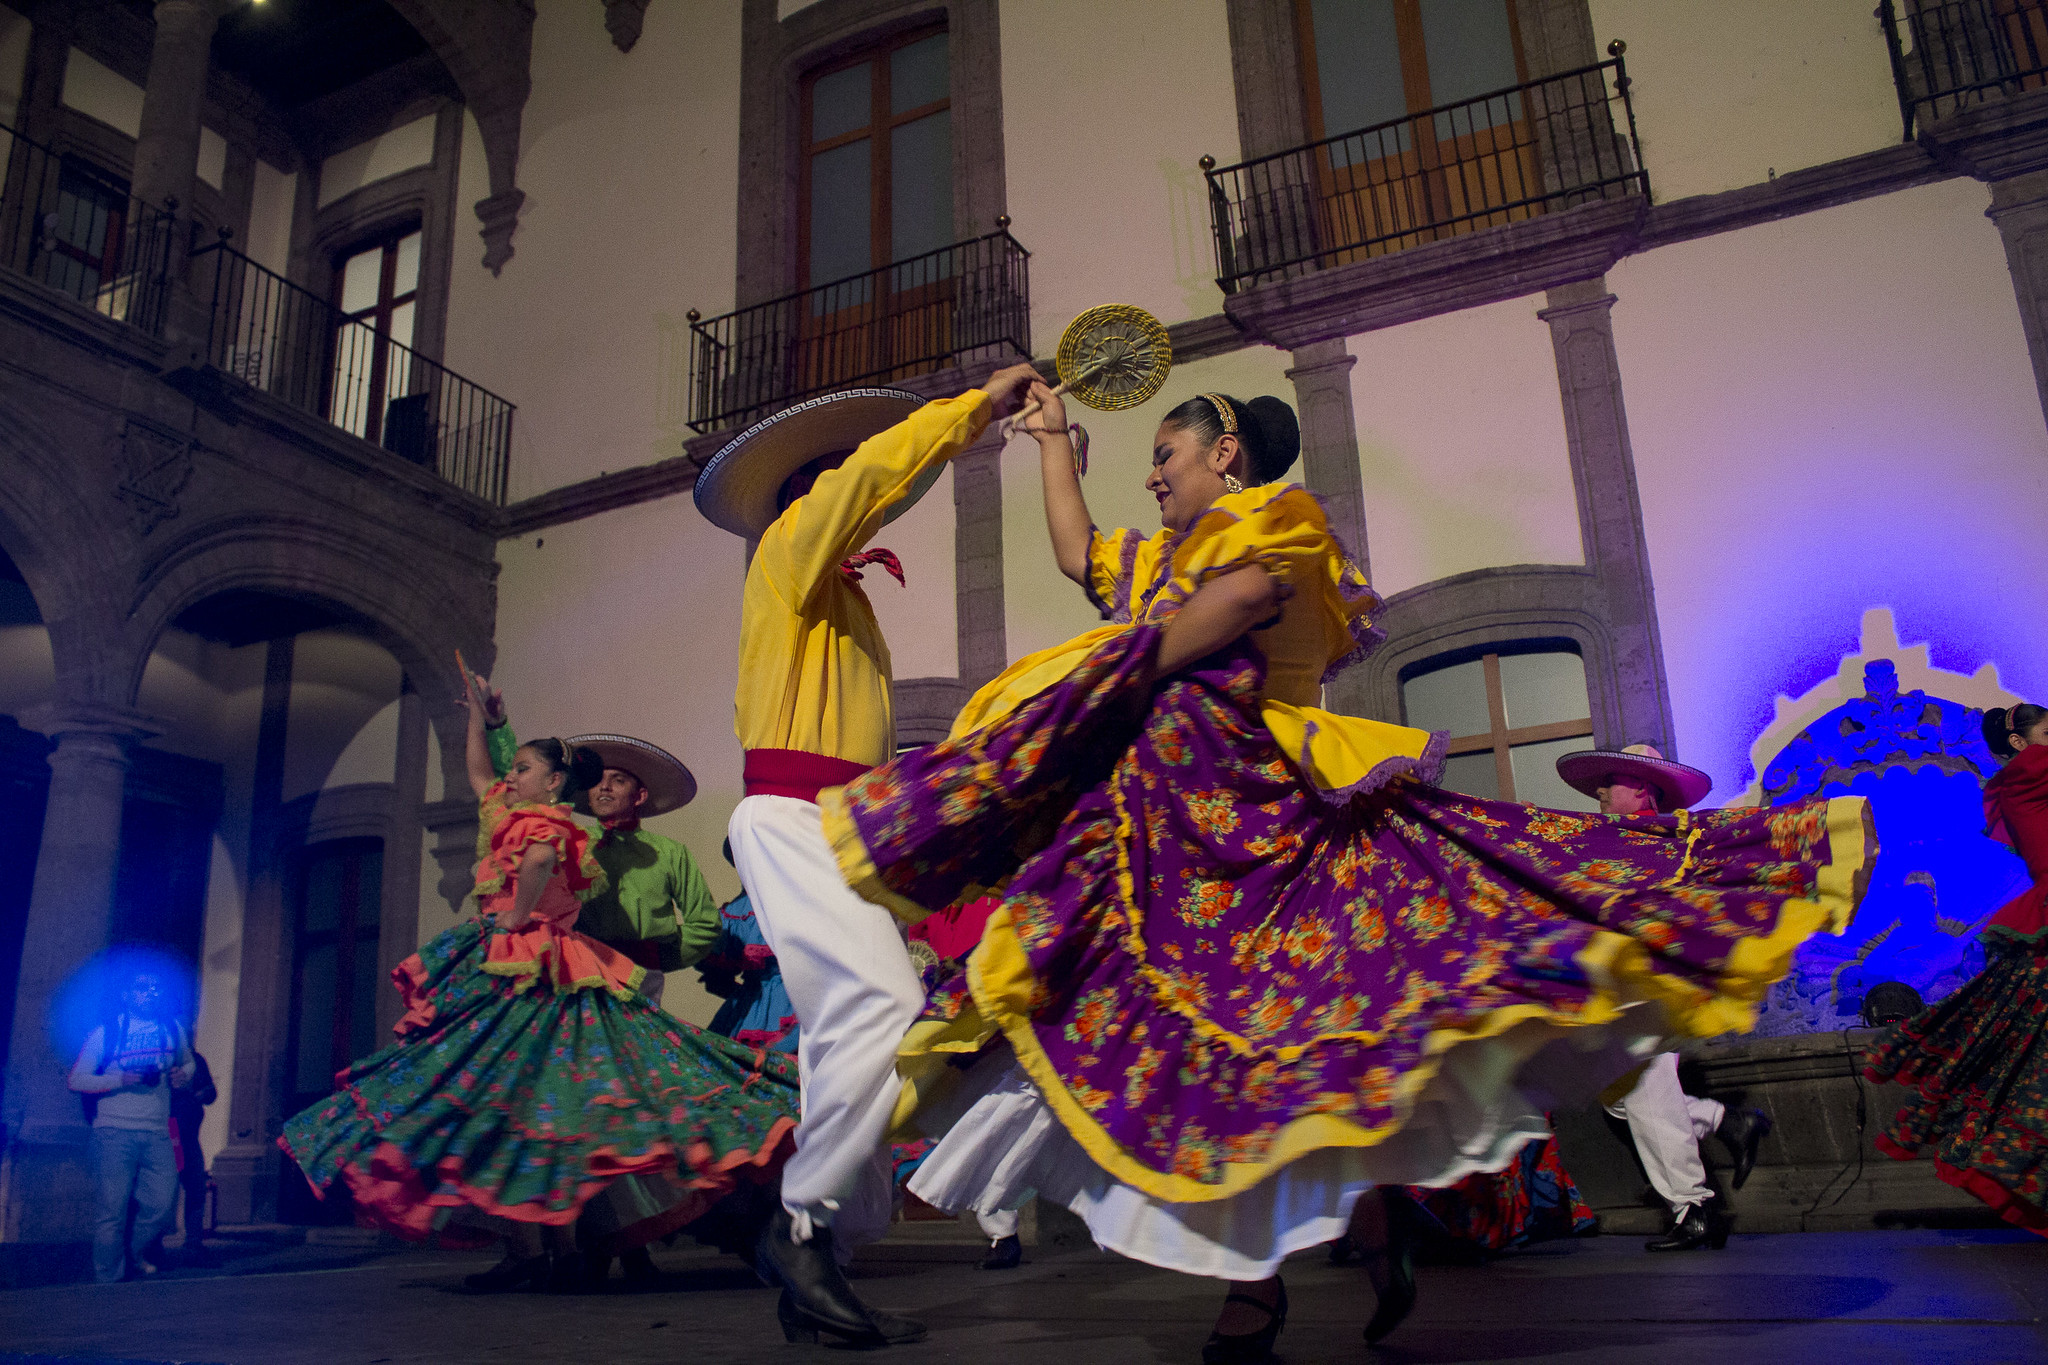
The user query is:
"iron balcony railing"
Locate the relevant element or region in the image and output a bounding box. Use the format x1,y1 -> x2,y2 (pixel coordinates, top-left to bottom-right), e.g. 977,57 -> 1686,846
192,240 -> 514,505
1203,52 -> 1649,294
687,227 -> 1030,434
1879,0 -> 2048,136
0,119 -> 176,334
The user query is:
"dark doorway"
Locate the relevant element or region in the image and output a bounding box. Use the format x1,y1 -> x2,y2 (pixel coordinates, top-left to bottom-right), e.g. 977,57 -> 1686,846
278,837 -> 383,1224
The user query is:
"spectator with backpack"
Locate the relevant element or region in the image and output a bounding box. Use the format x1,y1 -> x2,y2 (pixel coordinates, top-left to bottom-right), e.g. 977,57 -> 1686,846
67,968 -> 193,1282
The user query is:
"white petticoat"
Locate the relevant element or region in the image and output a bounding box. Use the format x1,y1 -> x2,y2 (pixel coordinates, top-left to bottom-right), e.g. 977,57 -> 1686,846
905,1009 -> 1666,1281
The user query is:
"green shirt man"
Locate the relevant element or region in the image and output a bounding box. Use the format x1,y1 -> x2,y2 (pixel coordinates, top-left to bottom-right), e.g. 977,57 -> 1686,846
486,717 -> 716,998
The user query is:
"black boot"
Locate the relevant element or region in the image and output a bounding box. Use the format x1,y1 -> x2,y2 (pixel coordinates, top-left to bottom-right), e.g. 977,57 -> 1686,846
1716,1107 -> 1772,1189
755,1209 -> 926,1347
619,1246 -> 658,1283
980,1234 -> 1021,1270
1201,1278 -> 1287,1365
1645,1206 -> 1714,1252
463,1252 -> 551,1292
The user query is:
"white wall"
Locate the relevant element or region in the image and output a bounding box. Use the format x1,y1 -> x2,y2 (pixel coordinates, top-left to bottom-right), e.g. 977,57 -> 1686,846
245,161 -> 296,276
1610,177 -> 2048,805
1590,0 -> 1902,202
1346,294 -> 1583,597
318,113 -> 435,207
60,48 -> 142,138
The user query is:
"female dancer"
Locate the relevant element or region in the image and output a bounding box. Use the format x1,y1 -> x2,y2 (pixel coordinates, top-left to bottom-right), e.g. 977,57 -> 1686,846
1865,702 -> 2048,1233
821,384 -> 1872,1360
281,667 -> 799,1289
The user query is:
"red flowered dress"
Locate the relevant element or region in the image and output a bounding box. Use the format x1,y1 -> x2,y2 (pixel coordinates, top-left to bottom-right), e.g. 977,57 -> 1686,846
1865,743 -> 2048,1234
279,780 -> 798,1244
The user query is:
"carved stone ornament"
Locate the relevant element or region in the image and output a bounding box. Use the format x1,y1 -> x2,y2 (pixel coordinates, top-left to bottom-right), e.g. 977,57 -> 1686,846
604,0 -> 649,52
116,419 -> 195,533
476,187 -> 526,276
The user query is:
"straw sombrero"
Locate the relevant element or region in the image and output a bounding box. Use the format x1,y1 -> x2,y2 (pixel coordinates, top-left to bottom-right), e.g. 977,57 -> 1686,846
693,387 -> 940,539
1554,743 -> 1711,812
566,733 -> 696,815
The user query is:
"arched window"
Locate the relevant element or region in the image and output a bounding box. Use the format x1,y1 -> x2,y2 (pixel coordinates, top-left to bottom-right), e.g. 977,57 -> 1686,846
1401,639 -> 1594,807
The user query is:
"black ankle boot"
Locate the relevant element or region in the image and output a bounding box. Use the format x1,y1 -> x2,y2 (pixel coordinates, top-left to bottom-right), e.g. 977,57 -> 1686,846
1202,1278 -> 1286,1365
463,1252 -> 550,1292
755,1209 -> 926,1347
1646,1206 -> 1714,1252
1716,1107 -> 1772,1189
981,1234 -> 1021,1270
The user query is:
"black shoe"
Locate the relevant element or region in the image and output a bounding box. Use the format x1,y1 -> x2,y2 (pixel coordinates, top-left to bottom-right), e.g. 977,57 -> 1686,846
619,1246 -> 658,1283
756,1210 -> 926,1347
545,1250 -> 590,1293
1716,1107 -> 1772,1189
1645,1207 -> 1714,1252
1361,1237 -> 1416,1345
464,1253 -> 552,1292
980,1234 -> 1021,1271
1202,1278 -> 1286,1365
1326,1234 -> 1357,1265
776,1289 -> 929,1348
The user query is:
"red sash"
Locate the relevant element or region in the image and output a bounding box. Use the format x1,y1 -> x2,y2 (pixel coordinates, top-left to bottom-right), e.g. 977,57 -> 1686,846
743,748 -> 873,804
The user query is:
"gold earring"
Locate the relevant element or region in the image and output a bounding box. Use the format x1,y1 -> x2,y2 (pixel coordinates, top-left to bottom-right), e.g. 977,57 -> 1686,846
1223,473 -> 1243,495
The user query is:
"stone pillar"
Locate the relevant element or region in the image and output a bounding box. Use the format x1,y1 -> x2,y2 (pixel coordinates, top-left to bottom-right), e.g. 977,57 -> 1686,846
1286,339 -> 1375,716
1,702 -> 155,1245
374,678 -> 429,1036
131,0 -> 221,214
953,431 -> 1006,690
210,636 -> 292,1226
1985,170 -> 2048,433
1537,279 -> 1677,755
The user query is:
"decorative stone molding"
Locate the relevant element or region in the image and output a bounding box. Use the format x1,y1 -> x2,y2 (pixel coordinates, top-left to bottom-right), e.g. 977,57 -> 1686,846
475,186 -> 527,276
604,0 -> 651,53
115,418 -> 195,534
422,796 -> 484,912
893,677 -> 970,749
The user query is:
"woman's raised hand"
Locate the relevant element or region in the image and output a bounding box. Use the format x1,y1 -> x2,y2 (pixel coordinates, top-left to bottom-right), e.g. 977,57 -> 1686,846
1024,381 -> 1069,437
980,361 -> 1042,417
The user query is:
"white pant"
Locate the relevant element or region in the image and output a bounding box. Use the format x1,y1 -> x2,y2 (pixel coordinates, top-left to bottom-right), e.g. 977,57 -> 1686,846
728,795 -> 924,1253
977,1207 -> 1019,1240
1605,1051 -> 1725,1215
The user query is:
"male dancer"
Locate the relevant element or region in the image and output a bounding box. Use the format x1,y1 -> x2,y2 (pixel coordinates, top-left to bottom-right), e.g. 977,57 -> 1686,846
1557,743 -> 1773,1251
695,366 -> 1037,1347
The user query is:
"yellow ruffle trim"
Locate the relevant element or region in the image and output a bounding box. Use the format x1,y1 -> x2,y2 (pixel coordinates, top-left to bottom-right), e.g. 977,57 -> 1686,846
480,957 -> 645,1002
819,785 -> 936,928
1261,701 -> 1436,797
896,793 -> 1874,1203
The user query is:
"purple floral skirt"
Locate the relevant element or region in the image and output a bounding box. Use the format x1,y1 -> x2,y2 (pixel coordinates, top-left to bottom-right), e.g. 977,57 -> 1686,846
830,625 -> 1872,1197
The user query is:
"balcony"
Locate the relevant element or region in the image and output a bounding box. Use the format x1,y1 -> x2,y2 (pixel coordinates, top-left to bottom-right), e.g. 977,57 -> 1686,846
0,120 -> 176,335
1880,0 -> 2048,136
1203,55 -> 1649,295
686,227 -> 1031,434
190,241 -> 515,505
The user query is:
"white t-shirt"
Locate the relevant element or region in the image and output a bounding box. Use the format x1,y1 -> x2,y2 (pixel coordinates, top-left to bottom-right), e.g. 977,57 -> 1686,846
82,1017 -> 185,1131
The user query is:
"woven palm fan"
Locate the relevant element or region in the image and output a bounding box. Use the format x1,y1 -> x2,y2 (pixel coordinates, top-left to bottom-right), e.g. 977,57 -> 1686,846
1001,304 -> 1173,441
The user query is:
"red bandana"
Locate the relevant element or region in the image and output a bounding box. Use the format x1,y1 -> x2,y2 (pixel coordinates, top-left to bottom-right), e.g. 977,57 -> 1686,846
838,548 -> 906,587
599,815 -> 641,836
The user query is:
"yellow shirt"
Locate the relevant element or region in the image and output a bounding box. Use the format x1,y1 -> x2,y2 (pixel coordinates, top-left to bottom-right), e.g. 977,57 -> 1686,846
735,390 -> 993,767
950,482 -> 1436,793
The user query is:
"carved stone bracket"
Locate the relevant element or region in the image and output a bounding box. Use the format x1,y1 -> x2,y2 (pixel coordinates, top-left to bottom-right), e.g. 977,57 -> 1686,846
604,0 -> 650,52
422,795 -> 483,913
115,418 -> 195,534
475,187 -> 527,276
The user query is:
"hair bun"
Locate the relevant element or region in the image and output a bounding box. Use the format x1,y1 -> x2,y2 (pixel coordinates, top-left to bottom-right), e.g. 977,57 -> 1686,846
567,744 -> 606,796
1245,396 -> 1301,483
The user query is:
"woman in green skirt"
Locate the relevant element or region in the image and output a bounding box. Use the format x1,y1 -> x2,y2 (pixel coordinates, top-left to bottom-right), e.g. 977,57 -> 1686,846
280,666 -> 799,1289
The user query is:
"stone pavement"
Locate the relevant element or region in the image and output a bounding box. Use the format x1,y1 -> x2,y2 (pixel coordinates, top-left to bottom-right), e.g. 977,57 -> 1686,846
0,1228 -> 2041,1365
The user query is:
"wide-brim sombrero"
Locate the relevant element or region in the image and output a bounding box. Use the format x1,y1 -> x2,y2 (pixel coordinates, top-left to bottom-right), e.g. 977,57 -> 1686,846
693,388 -> 938,539
567,733 -> 696,815
1555,744 -> 1712,812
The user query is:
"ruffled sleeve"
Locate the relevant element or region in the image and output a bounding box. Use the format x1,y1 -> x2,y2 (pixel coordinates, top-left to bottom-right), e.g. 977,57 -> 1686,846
1139,483 -> 1383,682
473,782 -> 605,902
1084,526 -> 1150,623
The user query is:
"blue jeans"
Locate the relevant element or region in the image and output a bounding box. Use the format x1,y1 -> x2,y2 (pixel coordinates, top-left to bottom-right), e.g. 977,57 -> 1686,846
92,1126 -> 179,1283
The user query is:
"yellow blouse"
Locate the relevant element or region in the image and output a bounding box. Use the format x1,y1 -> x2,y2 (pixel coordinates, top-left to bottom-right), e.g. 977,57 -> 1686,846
950,482 -> 1436,796
735,391 -> 993,768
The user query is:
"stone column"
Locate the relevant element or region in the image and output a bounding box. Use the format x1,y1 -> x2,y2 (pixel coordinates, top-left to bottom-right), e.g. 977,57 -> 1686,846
1537,279 -> 1677,754
210,635 -> 292,1226
131,0 -> 221,214
0,702 -> 155,1245
374,679 -> 429,1036
1985,170 -> 2048,433
953,431 -> 1007,690
1286,339 -> 1375,716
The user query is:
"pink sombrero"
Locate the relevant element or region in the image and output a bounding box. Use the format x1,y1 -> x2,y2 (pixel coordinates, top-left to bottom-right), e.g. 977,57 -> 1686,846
1554,743 -> 1712,812
566,733 -> 696,815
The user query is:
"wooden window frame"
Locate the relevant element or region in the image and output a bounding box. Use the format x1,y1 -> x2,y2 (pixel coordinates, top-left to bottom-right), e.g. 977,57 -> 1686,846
284,837 -> 382,1113
797,21 -> 951,289
1292,0 -> 1531,142
329,225 -> 422,447
1436,649 -> 1594,802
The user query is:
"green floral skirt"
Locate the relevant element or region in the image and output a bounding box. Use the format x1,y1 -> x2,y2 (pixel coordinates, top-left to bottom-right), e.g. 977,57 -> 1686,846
280,919 -> 799,1239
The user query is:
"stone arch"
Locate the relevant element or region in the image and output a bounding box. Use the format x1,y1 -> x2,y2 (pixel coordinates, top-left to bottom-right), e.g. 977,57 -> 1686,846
383,0 -> 536,274
123,512 -> 495,791
0,383 -> 137,708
